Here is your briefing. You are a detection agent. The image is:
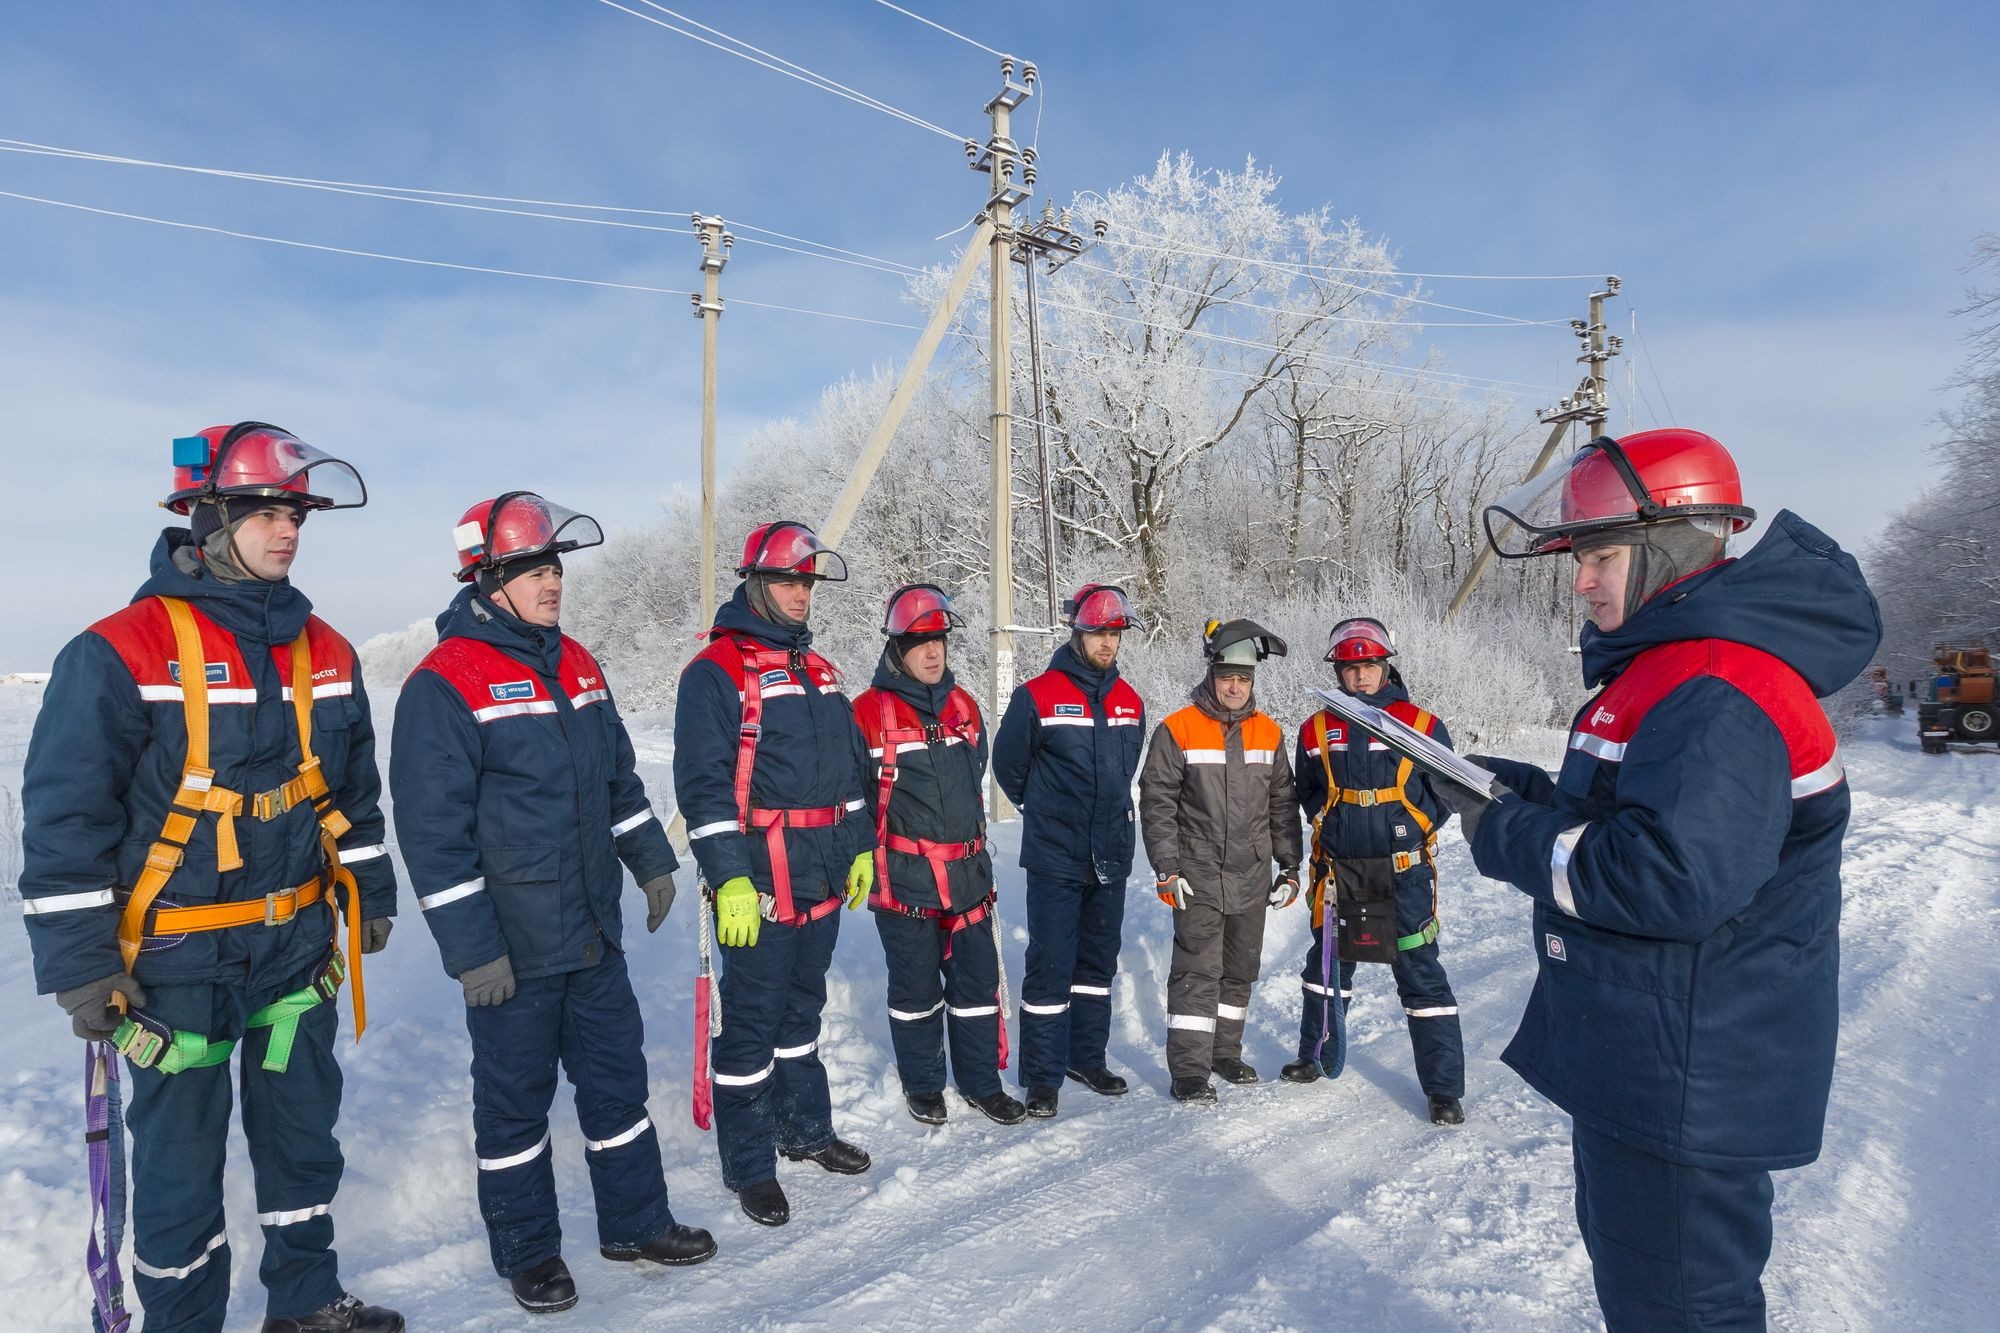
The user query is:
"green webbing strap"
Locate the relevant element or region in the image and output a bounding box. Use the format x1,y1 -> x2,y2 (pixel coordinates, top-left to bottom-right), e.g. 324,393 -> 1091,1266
245,953 -> 346,1074
1397,917 -> 1441,952
113,1019 -> 235,1076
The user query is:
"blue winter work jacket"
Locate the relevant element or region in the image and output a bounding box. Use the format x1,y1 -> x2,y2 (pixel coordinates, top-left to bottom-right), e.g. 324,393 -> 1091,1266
671,585 -> 875,905
392,587 -> 676,982
21,529 -> 397,993
1472,511 -> 1880,1170
992,642 -> 1147,887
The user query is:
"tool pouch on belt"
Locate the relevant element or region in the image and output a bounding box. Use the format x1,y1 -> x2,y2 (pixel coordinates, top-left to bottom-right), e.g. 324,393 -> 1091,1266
1333,857 -> 1400,964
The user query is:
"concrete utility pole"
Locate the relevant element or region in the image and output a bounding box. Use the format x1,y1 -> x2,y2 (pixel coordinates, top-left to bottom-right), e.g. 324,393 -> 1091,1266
1444,276 -> 1622,621
969,58 -> 1035,816
691,214 -> 732,622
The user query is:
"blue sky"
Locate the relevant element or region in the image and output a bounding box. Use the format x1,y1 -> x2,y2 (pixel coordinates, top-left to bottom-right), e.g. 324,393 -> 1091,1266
3,1 -> 1995,669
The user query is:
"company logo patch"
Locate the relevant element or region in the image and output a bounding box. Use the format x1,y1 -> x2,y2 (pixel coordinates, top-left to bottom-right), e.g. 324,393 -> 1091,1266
489,680 -> 537,701
1591,706 -> 1616,727
760,669 -> 792,686
1053,703 -> 1085,716
168,661 -> 230,685
1394,824 -> 1408,839
576,675 -> 600,690
1545,933 -> 1567,962
1113,706 -> 1137,716
312,666 -> 341,681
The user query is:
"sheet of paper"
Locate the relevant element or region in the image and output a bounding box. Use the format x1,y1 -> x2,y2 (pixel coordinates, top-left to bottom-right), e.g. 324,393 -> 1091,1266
1309,688 -> 1503,800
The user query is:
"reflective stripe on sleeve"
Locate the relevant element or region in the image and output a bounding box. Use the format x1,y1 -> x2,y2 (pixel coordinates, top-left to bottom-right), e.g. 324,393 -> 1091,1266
337,843 -> 387,866
134,1231 -> 227,1281
570,688 -> 610,709
610,808 -> 657,837
585,1116 -> 652,1151
1792,749 -> 1846,799
418,878 -> 484,911
1569,732 -> 1626,762
1549,826 -> 1585,918
688,820 -> 738,840
21,888 -> 116,915
477,1130 -> 551,1172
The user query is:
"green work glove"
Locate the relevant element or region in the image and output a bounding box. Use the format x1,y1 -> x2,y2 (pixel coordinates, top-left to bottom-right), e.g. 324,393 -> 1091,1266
714,876 -> 761,948
845,852 -> 874,910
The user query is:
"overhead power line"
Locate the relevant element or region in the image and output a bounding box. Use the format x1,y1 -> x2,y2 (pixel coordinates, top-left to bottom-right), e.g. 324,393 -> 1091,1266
868,1 -> 1008,58
593,0 -> 968,142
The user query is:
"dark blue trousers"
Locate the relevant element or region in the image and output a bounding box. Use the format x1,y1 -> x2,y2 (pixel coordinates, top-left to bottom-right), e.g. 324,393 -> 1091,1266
1018,874 -> 1124,1089
1298,911 -> 1463,1098
712,910 -> 839,1190
874,907 -> 1004,1100
124,961 -> 345,1332
1572,1124 -> 1776,1331
465,952 -> 674,1277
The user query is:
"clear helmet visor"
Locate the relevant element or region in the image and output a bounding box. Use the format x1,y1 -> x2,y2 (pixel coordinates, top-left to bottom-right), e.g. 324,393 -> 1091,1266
456,494 -> 605,573
1068,585 -> 1136,632
748,523 -> 848,582
170,428 -> 367,513
883,584 -> 964,637
1481,445 -> 1647,558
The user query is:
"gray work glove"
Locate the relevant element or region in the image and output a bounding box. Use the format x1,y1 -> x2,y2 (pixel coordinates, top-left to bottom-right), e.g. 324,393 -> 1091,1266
360,918 -> 394,954
641,872 -> 678,933
1268,871 -> 1301,909
461,954 -> 517,1007
57,973 -> 146,1041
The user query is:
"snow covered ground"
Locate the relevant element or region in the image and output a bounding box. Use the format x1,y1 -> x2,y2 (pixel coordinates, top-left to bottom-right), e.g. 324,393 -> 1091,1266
1,684 -> 1994,1330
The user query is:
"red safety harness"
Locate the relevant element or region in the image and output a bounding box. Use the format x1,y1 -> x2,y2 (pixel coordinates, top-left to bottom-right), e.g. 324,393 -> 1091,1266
699,633 -> 847,928
870,687 -> 986,917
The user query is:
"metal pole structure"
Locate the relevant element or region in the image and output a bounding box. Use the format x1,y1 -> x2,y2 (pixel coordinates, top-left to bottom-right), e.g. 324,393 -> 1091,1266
820,219 -> 996,548
691,214 -> 731,623
1442,276 -> 1621,622
1023,256 -> 1059,628
973,59 -> 1035,817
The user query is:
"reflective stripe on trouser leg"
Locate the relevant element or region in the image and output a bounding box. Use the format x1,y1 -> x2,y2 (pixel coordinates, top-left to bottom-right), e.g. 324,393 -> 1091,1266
1019,874 -> 1083,1089
1391,941 -> 1464,1099
240,964 -> 345,1319
773,911 -> 839,1156
1571,1123 -> 1775,1330
1166,898 -> 1224,1080
1212,906 -> 1267,1063
876,909 -> 948,1097
467,968 -> 565,1277
124,981 -> 235,1332
941,912 -> 1004,1100
1067,877 -> 1126,1073
561,955 -> 674,1249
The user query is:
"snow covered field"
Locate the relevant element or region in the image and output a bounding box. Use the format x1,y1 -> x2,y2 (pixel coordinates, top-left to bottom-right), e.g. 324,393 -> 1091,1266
1,682 -> 1994,1331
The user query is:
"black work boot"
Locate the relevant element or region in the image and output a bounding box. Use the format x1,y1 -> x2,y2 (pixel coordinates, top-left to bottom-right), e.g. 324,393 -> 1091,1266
508,1256 -> 578,1315
964,1089 -> 1028,1124
1024,1085 -> 1060,1118
738,1178 -> 790,1227
601,1223 -> 717,1266
781,1137 -> 872,1174
1212,1057 -> 1260,1085
1171,1076 -> 1218,1104
905,1091 -> 948,1125
262,1296 -> 406,1332
1280,1058 -> 1323,1084
1065,1065 -> 1129,1096
1428,1094 -> 1466,1126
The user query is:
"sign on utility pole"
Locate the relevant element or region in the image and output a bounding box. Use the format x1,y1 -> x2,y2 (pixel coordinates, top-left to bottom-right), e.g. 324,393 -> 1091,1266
691,214 -> 731,624
1444,277 -> 1623,621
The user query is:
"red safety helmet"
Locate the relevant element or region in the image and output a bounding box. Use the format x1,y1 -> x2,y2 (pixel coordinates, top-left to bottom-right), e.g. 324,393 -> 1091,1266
1483,429 -> 1755,559
452,492 -> 604,582
1063,583 -> 1136,632
1326,617 -> 1395,663
882,583 -> 964,638
738,521 -> 847,582
165,421 -> 366,514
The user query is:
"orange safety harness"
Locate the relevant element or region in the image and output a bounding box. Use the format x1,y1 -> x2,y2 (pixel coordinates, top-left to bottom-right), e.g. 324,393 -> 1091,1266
116,597 -> 367,1037
1306,709 -> 1441,951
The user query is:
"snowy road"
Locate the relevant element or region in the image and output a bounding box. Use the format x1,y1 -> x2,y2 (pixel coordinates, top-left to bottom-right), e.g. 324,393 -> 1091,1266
1,690 -> 1993,1330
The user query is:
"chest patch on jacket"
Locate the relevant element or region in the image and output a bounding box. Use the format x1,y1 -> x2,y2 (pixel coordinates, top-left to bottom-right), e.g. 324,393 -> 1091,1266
489,680 -> 537,701
1054,703 -> 1085,716
167,661 -> 231,685
1546,933 -> 1567,961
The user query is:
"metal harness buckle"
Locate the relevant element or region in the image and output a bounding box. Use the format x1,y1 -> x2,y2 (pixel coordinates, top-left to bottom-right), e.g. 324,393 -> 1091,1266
251,784 -> 294,821
1354,790 -> 1378,807
262,890 -> 299,927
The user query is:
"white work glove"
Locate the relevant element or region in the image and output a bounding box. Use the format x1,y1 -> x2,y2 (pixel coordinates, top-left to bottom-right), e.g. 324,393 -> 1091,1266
1268,872 -> 1301,909
1155,875 -> 1190,910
